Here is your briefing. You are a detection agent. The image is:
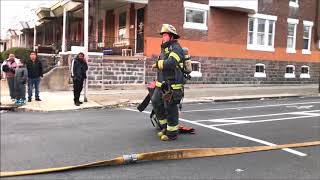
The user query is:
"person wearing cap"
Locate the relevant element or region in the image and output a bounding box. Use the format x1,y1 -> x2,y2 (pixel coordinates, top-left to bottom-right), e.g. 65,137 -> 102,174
151,24 -> 185,141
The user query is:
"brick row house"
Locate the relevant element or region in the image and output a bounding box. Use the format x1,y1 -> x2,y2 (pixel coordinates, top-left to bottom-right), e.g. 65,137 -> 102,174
5,0 -> 320,88
144,0 -> 320,84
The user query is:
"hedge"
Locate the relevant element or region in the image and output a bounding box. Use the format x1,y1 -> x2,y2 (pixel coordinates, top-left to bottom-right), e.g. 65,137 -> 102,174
1,47 -> 31,62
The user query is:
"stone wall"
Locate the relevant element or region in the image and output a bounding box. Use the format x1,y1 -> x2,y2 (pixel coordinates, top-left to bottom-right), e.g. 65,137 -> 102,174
40,53 -> 318,90
38,54 -> 62,73
146,56 -> 320,85
87,56 -> 145,89
41,66 -> 70,91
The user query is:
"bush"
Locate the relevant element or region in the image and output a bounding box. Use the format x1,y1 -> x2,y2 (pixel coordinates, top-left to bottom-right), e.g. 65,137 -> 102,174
0,52 -> 3,63
2,47 -> 31,62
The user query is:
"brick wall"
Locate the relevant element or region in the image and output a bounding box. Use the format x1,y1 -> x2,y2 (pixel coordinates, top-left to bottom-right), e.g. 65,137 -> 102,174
208,8 -> 248,44
258,0 -> 318,50
87,56 -> 145,89
145,0 -> 319,52
145,0 -> 209,41
145,56 -> 320,84
190,57 -> 319,84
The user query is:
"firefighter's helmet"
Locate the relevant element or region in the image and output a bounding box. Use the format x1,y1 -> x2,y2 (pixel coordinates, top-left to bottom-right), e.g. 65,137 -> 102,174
160,24 -> 180,39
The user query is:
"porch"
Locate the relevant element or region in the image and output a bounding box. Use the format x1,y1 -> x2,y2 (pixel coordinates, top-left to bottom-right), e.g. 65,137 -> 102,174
35,0 -> 147,57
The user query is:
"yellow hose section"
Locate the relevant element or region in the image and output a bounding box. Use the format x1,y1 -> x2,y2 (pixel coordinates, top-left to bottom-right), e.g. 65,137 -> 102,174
1,141 -> 319,177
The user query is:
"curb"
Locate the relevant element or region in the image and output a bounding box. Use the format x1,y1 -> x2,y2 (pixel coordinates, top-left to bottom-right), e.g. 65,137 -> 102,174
4,94 -> 315,113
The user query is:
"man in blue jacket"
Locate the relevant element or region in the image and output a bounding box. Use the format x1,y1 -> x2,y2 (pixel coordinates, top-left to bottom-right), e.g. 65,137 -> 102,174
71,52 -> 88,106
151,24 -> 185,141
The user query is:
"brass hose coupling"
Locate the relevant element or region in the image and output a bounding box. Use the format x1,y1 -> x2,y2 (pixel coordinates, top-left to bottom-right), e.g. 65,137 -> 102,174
122,154 -> 139,164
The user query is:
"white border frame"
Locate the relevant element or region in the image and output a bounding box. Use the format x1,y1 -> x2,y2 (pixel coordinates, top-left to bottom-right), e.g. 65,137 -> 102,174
300,65 -> 310,79
286,18 -> 299,53
183,1 -> 209,31
254,63 -> 266,78
190,61 -> 202,77
302,20 -> 313,54
247,14 -> 277,52
289,0 -> 299,8
284,65 -> 296,78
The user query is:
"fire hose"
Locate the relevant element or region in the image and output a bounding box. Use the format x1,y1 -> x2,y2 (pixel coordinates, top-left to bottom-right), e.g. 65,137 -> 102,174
1,140 -> 319,177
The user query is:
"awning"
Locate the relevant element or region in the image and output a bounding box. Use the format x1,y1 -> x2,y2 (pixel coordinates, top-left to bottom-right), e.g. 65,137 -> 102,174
209,0 -> 258,14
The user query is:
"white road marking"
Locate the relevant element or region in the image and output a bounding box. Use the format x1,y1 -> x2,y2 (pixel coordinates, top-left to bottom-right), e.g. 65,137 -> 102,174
179,117 -> 307,157
181,101 -> 320,113
291,112 -> 320,116
195,110 -> 320,122
210,115 -> 319,127
199,119 -> 251,123
286,105 -> 314,109
123,108 -> 307,157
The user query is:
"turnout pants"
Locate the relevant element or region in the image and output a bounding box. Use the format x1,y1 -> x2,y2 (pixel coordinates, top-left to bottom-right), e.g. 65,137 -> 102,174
151,87 -> 179,137
73,79 -> 84,103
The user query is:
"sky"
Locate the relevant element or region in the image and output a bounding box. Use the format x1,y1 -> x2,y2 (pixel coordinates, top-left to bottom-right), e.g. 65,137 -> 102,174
0,0 -> 55,39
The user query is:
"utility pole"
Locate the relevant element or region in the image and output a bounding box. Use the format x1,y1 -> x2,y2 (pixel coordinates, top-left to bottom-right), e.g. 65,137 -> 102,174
83,0 -> 89,102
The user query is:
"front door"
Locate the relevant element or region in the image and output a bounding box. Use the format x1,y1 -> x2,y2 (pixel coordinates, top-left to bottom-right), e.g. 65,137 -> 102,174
136,8 -> 144,54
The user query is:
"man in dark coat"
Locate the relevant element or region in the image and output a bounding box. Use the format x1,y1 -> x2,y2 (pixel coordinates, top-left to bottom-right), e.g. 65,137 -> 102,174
71,52 -> 88,106
26,51 -> 43,102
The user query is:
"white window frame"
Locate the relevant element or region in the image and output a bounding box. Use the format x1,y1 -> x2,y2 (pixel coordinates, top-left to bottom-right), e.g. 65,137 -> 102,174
286,18 -> 299,53
302,21 -> 313,54
183,1 -> 209,31
254,63 -> 266,78
289,0 -> 299,8
190,61 -> 202,77
247,14 -> 277,52
285,65 -> 296,78
300,65 -> 310,79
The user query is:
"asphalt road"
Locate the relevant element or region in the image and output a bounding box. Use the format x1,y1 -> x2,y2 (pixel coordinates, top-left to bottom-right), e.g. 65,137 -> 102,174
1,96 -> 320,180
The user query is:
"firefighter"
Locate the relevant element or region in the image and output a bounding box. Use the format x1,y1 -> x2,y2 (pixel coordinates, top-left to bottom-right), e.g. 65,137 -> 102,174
151,24 -> 185,141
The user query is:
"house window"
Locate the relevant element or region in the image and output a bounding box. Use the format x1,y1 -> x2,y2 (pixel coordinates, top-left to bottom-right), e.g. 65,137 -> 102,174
300,66 -> 310,78
254,63 -> 266,78
248,18 -> 254,44
190,61 -> 202,77
285,65 -> 295,78
286,19 -> 299,53
289,0 -> 299,8
247,14 -> 277,52
97,19 -> 103,47
119,12 -> 126,42
302,21 -> 313,54
183,1 -> 209,30
257,19 -> 266,45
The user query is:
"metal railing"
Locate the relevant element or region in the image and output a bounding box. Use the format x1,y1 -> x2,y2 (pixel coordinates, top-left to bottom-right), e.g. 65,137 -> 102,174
65,36 -> 138,56
37,36 -> 140,56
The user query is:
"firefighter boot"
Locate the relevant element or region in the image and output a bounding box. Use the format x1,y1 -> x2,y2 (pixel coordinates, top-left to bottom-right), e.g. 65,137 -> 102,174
160,134 -> 177,141
158,128 -> 166,137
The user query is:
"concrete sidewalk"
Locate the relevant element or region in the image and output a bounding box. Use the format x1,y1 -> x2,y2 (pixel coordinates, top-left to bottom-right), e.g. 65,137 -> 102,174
0,79 -> 319,112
